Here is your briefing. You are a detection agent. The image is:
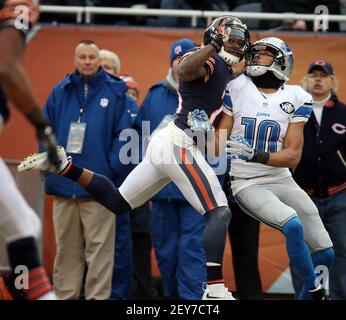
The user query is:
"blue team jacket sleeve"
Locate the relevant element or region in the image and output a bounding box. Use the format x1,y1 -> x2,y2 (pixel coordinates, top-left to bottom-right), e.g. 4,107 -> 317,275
39,87 -> 57,153
135,92 -> 154,162
108,94 -> 136,184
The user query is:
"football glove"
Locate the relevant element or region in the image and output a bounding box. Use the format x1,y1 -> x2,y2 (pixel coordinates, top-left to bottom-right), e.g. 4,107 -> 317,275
210,25 -> 230,53
226,135 -> 254,161
36,124 -> 61,172
187,109 -> 212,132
226,135 -> 270,164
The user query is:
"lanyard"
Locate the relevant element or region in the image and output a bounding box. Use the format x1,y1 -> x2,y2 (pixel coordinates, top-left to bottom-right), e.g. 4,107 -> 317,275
78,107 -> 84,123
74,84 -> 88,123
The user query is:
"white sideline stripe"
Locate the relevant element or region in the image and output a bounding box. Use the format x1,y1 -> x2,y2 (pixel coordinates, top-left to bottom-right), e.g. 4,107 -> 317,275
267,267 -> 295,294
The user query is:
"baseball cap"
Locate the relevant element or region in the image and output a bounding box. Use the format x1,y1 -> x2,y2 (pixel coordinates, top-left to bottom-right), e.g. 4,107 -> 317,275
120,75 -> 139,95
308,59 -> 335,75
170,38 -> 195,66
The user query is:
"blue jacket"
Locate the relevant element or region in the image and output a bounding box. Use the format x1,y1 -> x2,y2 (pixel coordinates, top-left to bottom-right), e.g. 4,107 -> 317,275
107,73 -> 139,126
137,80 -> 226,202
43,67 -> 133,197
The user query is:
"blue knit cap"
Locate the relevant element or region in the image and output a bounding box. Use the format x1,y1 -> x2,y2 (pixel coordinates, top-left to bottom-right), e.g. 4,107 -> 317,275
170,38 -> 195,66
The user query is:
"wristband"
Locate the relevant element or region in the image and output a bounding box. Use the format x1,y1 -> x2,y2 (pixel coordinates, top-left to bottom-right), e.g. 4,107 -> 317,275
249,151 -> 270,164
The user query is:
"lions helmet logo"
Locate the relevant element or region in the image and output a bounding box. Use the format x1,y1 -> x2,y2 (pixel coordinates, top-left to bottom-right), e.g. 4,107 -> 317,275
280,102 -> 295,114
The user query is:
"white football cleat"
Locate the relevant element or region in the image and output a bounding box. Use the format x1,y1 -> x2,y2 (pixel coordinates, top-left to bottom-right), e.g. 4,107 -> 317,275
17,146 -> 70,174
202,283 -> 236,300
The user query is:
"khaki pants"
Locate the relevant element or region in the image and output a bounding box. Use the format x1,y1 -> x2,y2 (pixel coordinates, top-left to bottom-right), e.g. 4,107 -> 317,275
52,197 -> 115,300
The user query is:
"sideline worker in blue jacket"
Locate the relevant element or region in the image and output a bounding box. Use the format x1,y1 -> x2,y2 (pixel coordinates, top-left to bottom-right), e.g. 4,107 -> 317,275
99,49 -> 137,300
43,40 -> 133,300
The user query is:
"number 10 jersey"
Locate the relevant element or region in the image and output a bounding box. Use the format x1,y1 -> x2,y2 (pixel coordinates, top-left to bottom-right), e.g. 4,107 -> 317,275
224,74 -> 313,180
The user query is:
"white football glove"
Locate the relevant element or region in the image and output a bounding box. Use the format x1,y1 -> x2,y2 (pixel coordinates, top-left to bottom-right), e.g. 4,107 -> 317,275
225,135 -> 255,161
187,109 -> 212,132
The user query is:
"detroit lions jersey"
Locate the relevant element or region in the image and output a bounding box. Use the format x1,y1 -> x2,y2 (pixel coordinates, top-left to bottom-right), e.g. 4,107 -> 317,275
174,47 -> 232,131
225,74 -> 313,179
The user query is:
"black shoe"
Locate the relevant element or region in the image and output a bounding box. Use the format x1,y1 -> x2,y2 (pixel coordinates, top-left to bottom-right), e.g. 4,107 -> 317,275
309,287 -> 331,300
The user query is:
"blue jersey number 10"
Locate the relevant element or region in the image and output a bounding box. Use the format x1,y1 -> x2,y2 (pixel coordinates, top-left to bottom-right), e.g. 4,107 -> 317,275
241,117 -> 281,152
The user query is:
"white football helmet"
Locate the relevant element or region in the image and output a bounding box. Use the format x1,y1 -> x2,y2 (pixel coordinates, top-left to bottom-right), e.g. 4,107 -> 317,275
246,37 -> 294,81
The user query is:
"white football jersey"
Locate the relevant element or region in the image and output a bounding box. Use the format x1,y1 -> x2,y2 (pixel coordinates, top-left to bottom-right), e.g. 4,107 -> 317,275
223,74 -> 313,181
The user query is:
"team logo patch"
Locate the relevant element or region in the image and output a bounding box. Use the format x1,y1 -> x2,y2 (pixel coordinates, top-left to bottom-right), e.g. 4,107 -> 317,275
100,98 -> 109,108
332,123 -> 346,135
279,102 -> 295,114
314,59 -> 326,66
174,45 -> 182,55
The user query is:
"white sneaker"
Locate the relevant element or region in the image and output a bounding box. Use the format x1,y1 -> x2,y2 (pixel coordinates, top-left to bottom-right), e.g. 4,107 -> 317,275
202,284 -> 236,300
17,146 -> 70,174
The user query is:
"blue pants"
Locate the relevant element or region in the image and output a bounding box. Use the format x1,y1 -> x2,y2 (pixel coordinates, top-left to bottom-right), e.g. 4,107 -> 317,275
290,190 -> 346,299
314,190 -> 346,299
152,201 -> 207,300
110,212 -> 133,300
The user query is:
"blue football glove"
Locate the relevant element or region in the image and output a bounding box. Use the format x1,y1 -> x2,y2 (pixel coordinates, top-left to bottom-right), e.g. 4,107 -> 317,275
225,135 -> 255,161
187,109 -> 212,132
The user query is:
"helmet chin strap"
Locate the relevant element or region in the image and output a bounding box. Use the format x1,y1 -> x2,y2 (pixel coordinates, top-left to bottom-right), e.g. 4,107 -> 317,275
218,47 -> 240,66
250,71 -> 285,89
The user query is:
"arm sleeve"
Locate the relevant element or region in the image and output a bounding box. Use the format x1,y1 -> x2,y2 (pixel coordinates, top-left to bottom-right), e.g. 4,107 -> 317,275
291,88 -> 313,123
222,89 -> 233,116
203,56 -> 216,82
222,77 -> 239,116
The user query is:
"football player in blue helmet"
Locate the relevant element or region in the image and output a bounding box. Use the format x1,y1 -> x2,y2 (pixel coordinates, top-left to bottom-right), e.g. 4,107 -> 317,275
216,37 -> 334,300
246,37 -> 294,88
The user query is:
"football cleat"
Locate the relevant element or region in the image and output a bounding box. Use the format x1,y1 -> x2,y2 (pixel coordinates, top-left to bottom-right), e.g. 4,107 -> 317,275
17,146 -> 70,174
310,286 -> 332,300
202,283 -> 236,300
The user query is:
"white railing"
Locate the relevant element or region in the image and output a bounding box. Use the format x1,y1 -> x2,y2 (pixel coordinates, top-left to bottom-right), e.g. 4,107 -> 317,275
41,5 -> 84,23
40,5 -> 346,28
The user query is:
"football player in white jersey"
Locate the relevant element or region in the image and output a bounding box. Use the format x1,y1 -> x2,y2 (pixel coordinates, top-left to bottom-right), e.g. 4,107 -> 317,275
214,37 -> 335,300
